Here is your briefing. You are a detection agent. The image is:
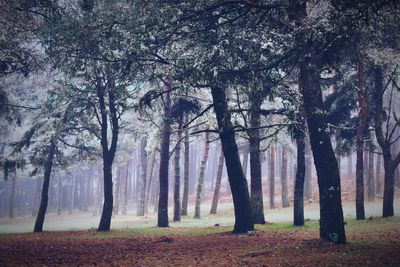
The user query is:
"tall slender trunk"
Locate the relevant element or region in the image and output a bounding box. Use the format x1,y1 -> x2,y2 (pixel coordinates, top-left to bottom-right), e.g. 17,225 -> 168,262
248,96 -> 265,224
294,101 -> 306,226
137,137 -> 147,216
158,79 -> 172,227
355,56 -> 367,220
181,114 -> 190,216
281,146 -> 289,208
9,176 -> 16,218
34,139 -> 56,232
304,140 -> 312,200
211,86 -> 254,233
368,143 -> 375,201
269,141 -> 276,209
210,147 -> 224,214
114,167 -> 121,215
122,161 -> 129,215
173,115 -> 183,222
376,153 -> 382,194
97,81 -> 119,232
194,130 -> 210,219
145,151 -> 156,213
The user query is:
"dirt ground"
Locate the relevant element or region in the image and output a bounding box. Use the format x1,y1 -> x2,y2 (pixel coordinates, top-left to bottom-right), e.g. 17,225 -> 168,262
1,217 -> 400,266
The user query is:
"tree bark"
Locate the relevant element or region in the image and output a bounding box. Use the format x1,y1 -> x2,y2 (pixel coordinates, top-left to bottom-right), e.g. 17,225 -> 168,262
137,137 -> 147,216
211,86 -> 254,233
173,115 -> 183,222
34,139 -> 56,232
194,130 -> 210,219
181,114 -> 190,216
269,141 -> 276,209
294,101 -> 306,226
355,57 -> 367,220
281,146 -> 289,208
304,140 -> 312,200
157,79 -> 172,227
248,96 -> 265,224
210,147 -> 224,214
376,153 -> 382,194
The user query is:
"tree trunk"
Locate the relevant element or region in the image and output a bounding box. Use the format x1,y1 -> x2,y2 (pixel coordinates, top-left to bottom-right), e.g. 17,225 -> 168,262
355,57 -> 367,220
367,143 -> 375,201
211,86 -> 254,233
281,146 -> 289,208
248,96 -> 265,224
269,141 -> 276,209
376,153 -> 382,194
210,147 -> 224,214
173,115 -> 183,222
181,114 -> 190,216
34,139 -> 56,232
304,140 -> 312,200
158,79 -> 172,227
382,158 -> 395,217
288,0 -> 346,244
194,130 -> 210,219
114,167 -> 121,215
137,137 -> 147,216
145,151 -> 156,213
97,83 -> 119,232
294,101 -> 306,226
122,161 -> 129,215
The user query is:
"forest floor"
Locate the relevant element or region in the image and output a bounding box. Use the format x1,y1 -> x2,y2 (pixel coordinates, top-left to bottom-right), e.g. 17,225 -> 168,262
1,215 -> 400,266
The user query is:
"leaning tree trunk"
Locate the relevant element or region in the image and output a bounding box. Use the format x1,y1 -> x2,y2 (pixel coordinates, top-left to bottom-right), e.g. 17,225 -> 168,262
137,137 -> 147,216
97,84 -> 119,232
281,146 -> 289,208
210,147 -> 224,214
157,79 -> 172,227
194,130 -> 210,219
355,56 -> 367,220
269,141 -> 276,209
173,115 -> 183,222
211,86 -> 254,233
34,139 -> 56,232
248,96 -> 265,224
294,101 -> 306,226
181,114 -> 190,216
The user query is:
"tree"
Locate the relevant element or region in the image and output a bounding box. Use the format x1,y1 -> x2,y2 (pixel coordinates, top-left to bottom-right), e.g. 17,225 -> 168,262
194,130 -> 210,219
137,137 -> 147,216
210,146 -> 224,214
